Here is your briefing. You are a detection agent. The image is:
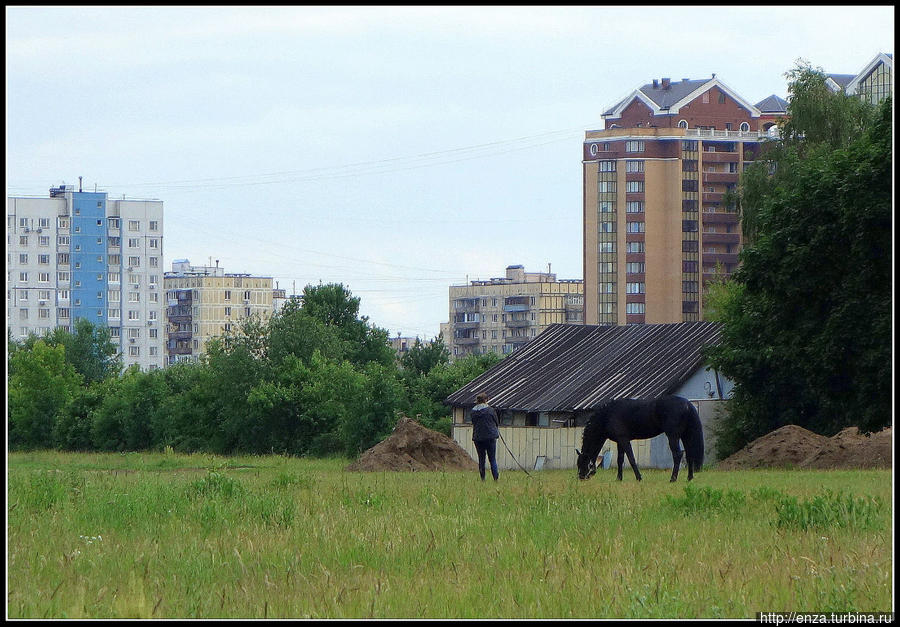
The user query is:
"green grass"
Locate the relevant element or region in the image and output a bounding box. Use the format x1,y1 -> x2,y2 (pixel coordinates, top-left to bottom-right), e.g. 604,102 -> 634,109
7,450 -> 893,618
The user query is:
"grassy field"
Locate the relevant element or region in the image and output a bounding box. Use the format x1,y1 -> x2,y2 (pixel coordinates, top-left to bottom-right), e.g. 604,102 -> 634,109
6,450 -> 893,619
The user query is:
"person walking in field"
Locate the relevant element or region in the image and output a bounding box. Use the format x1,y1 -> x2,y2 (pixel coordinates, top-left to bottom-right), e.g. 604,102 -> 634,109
471,393 -> 500,481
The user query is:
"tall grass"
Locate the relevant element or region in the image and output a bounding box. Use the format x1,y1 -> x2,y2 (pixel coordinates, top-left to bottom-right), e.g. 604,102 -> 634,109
7,451 -> 893,618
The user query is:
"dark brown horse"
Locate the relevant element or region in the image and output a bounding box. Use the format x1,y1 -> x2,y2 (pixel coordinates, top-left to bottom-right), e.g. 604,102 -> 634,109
575,396 -> 704,482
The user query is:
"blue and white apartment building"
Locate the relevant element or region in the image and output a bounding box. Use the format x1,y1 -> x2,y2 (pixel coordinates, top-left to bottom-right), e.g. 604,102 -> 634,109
7,184 -> 166,371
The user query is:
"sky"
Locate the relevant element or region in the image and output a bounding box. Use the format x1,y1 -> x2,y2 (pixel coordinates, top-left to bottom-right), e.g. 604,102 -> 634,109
5,5 -> 895,340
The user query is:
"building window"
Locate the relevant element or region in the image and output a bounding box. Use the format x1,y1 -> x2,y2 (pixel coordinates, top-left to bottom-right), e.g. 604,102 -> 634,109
626,282 -> 645,294
625,160 -> 644,173
683,281 -> 699,293
678,119 -> 688,129
702,92 -> 710,104
149,221 -> 158,231
625,201 -> 643,213
625,181 -> 644,193
600,221 -> 616,233
626,302 -> 645,315
625,140 -> 644,153
626,221 -> 645,233
682,220 -> 698,232
598,160 -> 616,172
599,201 -> 614,213
128,220 -> 140,231
128,257 -> 140,267
626,241 -> 645,253
740,122 -> 750,132
598,181 -> 616,193
626,262 -> 645,274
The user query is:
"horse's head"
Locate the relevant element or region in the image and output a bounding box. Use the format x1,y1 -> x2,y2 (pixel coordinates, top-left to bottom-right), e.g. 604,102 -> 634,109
575,448 -> 597,481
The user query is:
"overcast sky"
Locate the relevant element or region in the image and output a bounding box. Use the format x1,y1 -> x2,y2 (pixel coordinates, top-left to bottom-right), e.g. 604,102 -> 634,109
6,6 -> 895,339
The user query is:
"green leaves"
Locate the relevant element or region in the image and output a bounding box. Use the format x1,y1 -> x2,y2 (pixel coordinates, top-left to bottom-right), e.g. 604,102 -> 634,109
706,63 -> 892,458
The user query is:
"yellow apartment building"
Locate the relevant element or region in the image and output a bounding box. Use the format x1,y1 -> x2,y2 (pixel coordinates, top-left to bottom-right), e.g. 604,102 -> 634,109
441,264 -> 583,359
164,259 -> 273,364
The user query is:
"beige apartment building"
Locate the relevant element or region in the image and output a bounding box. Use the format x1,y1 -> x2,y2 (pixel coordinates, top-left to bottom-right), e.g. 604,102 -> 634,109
441,264 -> 583,359
583,53 -> 892,327
164,259 -> 273,365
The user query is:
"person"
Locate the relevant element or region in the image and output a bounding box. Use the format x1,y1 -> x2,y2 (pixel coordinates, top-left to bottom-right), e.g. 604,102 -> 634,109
470,393 -> 500,481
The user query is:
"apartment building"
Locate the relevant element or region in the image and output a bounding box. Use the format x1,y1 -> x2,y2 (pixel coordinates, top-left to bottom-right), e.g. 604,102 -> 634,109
441,264 -> 583,359
583,55 -> 891,327
163,259 -> 274,365
7,184 -> 165,370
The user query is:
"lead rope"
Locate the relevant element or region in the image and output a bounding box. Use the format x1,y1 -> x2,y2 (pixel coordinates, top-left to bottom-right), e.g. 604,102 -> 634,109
495,415 -> 532,477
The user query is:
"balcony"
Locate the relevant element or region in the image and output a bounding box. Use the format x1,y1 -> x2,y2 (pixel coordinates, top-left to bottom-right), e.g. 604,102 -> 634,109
701,210 -> 739,224
507,335 -> 531,345
701,252 -> 740,265
503,304 -> 529,313
456,336 -> 480,345
702,171 -> 739,184
685,128 -> 779,140
506,319 -> 530,328
699,151 -> 739,163
701,232 -> 741,245
453,320 -> 480,329
703,192 -> 725,203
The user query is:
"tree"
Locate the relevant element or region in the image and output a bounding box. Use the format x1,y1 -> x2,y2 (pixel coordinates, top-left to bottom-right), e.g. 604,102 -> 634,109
400,336 -> 450,377
300,282 -> 394,367
706,63 -> 891,458
8,341 -> 83,449
44,319 -> 122,385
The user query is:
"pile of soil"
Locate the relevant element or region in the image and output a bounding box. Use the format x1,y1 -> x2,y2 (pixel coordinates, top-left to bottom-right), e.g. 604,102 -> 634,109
717,424 -> 892,470
345,417 -> 478,472
799,426 -> 892,470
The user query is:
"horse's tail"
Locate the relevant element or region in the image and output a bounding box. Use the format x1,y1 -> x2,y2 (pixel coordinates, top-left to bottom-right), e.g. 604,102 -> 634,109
683,401 -> 705,470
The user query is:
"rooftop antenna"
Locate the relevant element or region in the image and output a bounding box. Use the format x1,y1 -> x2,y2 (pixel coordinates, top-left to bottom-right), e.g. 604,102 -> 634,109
78,176 -> 82,192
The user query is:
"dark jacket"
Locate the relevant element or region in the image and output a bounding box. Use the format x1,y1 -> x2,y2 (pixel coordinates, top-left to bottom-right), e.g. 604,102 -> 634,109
470,403 -> 500,442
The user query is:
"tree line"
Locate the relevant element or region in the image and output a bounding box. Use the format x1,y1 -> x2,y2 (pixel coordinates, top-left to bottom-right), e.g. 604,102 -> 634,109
704,62 -> 892,458
8,283 -> 501,456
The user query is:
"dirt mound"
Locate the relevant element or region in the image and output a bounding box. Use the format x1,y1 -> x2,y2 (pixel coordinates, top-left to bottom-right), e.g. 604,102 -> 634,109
799,426 -> 893,469
717,424 -> 892,470
345,416 -> 478,472
716,425 -> 829,470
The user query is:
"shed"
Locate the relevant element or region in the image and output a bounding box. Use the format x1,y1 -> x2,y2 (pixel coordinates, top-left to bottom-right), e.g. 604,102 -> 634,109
445,322 -> 733,471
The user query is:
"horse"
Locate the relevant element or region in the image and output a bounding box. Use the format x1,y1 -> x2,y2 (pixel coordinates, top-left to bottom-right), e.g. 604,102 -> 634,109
575,395 -> 704,482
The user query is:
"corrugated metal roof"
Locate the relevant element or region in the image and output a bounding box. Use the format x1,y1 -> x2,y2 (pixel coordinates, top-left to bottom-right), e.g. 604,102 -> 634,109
445,322 -> 723,412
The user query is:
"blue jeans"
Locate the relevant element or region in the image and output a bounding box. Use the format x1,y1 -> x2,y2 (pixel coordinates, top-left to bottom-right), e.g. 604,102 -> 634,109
474,438 -> 499,481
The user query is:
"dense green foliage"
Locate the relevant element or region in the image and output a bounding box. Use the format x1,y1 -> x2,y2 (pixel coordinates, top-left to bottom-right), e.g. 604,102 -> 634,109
7,284 -> 502,456
705,62 -> 892,457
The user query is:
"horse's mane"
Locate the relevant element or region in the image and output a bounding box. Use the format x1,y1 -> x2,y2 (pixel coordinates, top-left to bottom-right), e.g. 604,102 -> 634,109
581,399 -> 616,446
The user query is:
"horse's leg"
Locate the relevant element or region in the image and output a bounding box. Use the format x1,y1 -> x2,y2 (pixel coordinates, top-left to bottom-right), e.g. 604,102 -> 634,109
616,447 -> 625,481
623,441 -> 642,481
667,434 -> 683,482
